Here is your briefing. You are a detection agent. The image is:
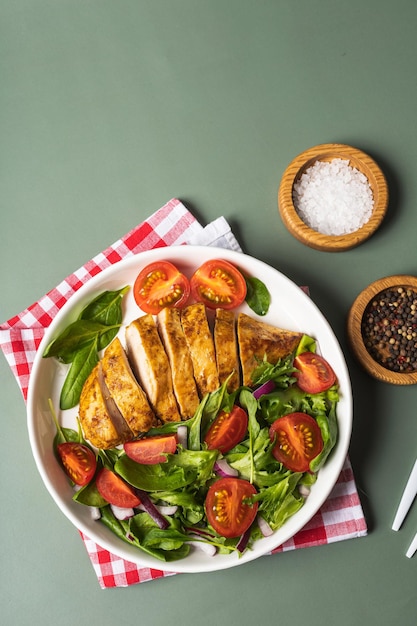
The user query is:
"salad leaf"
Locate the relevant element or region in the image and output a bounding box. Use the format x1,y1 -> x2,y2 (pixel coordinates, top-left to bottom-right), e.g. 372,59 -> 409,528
59,338 -> 99,410
244,276 -> 271,316
253,472 -> 304,531
115,448 -> 218,492
250,354 -> 297,388
309,402 -> 338,473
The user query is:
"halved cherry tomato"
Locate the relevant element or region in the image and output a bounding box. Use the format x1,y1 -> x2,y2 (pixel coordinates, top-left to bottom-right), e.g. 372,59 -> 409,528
269,412 -> 323,473
133,261 -> 190,314
205,477 -> 258,538
204,406 -> 248,454
190,259 -> 247,310
294,352 -> 337,394
124,434 -> 178,465
95,467 -> 141,508
56,442 -> 97,486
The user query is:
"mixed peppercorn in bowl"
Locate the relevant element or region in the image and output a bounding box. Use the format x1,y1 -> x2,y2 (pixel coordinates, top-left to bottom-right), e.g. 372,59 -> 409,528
347,275 -> 417,385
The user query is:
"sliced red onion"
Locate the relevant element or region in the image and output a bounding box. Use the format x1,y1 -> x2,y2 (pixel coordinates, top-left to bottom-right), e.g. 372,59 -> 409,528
125,531 -> 136,542
90,506 -> 101,521
214,458 -> 239,478
252,380 -> 276,399
135,489 -> 169,530
187,540 -> 217,557
177,425 -> 188,448
138,503 -> 178,516
111,504 -> 135,520
257,515 -> 273,537
236,527 -> 251,553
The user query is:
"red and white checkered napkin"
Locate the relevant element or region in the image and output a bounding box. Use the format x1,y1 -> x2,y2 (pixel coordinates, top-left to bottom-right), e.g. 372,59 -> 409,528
0,198 -> 367,588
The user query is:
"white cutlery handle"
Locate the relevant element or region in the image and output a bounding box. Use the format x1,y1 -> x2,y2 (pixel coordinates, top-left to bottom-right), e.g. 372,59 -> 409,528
406,531 -> 417,558
392,459 -> 417,531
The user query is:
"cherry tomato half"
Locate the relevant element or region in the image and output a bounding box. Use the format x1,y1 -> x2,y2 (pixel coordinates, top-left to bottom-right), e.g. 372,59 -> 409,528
124,434 -> 178,465
204,406 -> 248,454
269,412 -> 324,473
96,467 -> 141,508
190,259 -> 247,310
56,442 -> 97,486
133,261 -> 190,314
294,352 -> 337,394
205,477 -> 258,538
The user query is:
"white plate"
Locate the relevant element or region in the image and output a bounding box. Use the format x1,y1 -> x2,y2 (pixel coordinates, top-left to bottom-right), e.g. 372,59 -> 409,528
27,246 -> 352,573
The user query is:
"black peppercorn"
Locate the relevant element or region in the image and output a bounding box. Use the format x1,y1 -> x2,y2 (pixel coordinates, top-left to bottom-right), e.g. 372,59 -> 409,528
361,287 -> 417,373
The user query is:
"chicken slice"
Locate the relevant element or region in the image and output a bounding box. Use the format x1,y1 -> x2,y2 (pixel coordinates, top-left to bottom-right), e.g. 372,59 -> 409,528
181,303 -> 219,397
79,363 -> 130,449
237,313 -> 303,386
214,308 -> 240,391
101,337 -> 157,435
125,314 -> 181,423
157,307 -> 200,419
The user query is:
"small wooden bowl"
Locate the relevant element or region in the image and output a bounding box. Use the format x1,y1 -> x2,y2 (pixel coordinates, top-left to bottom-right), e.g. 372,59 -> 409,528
347,275 -> 417,385
278,143 -> 388,252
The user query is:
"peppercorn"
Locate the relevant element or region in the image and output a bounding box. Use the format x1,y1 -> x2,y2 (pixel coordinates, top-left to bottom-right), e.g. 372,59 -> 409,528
361,287 -> 417,373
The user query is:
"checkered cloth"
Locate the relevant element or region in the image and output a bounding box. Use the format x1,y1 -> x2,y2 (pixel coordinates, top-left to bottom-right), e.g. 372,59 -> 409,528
0,198 -> 367,588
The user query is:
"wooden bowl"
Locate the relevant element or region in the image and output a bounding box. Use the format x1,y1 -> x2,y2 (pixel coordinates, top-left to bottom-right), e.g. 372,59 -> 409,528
278,143 -> 388,252
347,275 -> 417,384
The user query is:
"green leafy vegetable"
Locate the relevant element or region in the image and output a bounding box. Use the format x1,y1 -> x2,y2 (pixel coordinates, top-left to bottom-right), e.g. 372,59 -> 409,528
43,287 -> 129,409
244,275 -> 271,316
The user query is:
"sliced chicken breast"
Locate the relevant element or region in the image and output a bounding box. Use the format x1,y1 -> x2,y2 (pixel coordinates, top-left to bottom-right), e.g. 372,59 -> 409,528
125,314 -> 181,423
101,337 -> 157,435
237,313 -> 303,386
157,307 -> 200,419
79,363 -> 130,449
214,308 -> 240,391
181,303 -> 219,397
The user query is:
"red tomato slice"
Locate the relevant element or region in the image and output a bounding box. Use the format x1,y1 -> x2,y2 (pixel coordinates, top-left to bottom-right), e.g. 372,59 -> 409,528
133,261 -> 190,314
294,352 -> 337,394
56,442 -> 97,486
269,412 -> 324,473
190,259 -> 247,310
204,406 -> 248,454
205,477 -> 258,538
124,434 -> 178,465
96,467 -> 141,508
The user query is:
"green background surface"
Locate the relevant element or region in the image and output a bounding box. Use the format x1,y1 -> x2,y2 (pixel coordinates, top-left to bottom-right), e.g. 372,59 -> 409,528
1,1 -> 416,624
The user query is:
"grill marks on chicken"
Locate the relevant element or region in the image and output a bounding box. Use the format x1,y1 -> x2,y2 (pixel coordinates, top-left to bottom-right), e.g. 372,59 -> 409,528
125,315 -> 181,424
181,303 -> 220,397
78,304 -> 303,449
157,307 -> 200,419
100,337 -> 157,435
237,313 -> 303,386
214,308 -> 240,392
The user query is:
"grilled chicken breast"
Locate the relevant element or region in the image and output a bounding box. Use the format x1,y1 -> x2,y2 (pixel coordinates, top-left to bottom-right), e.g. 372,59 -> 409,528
125,314 -> 181,423
214,308 -> 240,391
157,307 -> 200,419
79,363 -> 129,449
100,337 -> 157,435
181,303 -> 219,397
237,312 -> 302,386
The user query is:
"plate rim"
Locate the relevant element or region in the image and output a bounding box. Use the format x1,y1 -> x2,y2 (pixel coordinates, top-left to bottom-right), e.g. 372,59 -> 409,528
27,245 -> 353,573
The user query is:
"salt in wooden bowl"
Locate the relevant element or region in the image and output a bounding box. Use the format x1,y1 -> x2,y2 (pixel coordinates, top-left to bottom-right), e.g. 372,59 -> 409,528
347,275 -> 417,385
278,143 -> 388,252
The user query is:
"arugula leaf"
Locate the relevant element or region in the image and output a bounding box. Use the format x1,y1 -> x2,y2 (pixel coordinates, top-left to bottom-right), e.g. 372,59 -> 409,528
244,276 -> 271,316
309,402 -> 338,472
253,472 -> 304,531
250,354 -> 297,388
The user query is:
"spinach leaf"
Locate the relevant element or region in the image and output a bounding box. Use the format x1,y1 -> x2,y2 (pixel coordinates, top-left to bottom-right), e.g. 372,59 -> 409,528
79,286 -> 129,325
244,276 -> 271,316
59,338 -> 99,409
43,320 -> 115,362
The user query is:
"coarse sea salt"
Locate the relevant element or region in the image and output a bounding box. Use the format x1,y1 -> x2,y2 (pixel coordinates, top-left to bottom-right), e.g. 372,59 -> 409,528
293,158 -> 374,236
